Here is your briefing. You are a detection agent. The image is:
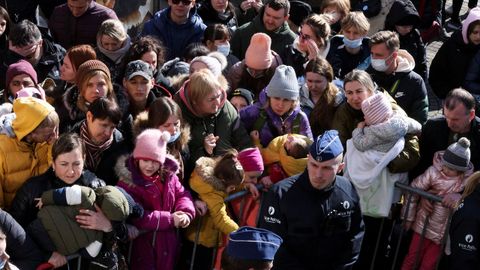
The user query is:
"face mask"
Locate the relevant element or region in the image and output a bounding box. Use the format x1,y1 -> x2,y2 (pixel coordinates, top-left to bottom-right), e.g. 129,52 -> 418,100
216,42 -> 230,57
371,54 -> 393,72
343,37 -> 363,49
168,130 -> 181,143
0,257 -> 6,270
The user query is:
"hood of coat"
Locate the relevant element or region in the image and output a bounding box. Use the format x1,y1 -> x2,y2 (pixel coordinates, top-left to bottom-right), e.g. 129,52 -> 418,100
462,7 -> 480,44
384,0 -> 420,30
115,154 -> 180,186
177,80 -> 227,118
395,49 -> 415,73
154,6 -> 204,31
194,156 -> 227,192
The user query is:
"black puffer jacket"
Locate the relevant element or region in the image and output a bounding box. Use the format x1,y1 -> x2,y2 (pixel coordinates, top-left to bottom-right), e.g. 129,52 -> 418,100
0,209 -> 43,270
9,168 -> 105,229
385,0 -> 428,80
198,0 -> 238,32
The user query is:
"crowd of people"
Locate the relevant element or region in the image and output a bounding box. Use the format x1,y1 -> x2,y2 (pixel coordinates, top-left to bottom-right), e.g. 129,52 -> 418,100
0,0 -> 478,269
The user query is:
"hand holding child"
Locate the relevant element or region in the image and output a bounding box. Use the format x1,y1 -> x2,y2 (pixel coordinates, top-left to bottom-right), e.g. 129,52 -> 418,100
442,193 -> 462,209
35,198 -> 43,209
357,121 -> 366,129
204,133 -> 219,155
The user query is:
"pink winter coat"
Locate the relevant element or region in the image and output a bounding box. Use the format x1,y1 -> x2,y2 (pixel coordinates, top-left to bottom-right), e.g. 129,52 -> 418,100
116,155 -> 195,270
403,151 -> 473,244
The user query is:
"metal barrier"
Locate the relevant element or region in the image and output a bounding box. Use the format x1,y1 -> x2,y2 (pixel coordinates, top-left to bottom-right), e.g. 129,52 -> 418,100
365,182 -> 450,270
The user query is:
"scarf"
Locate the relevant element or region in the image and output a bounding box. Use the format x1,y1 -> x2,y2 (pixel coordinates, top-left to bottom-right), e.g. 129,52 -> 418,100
97,35 -> 132,64
80,121 -> 114,171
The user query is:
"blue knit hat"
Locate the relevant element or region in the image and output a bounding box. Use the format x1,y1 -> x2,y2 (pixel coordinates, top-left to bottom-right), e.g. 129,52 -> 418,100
309,130 -> 343,161
227,226 -> 283,261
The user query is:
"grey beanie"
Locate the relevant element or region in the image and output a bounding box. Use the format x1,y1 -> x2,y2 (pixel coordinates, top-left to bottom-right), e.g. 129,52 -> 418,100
266,65 -> 299,100
442,137 -> 471,172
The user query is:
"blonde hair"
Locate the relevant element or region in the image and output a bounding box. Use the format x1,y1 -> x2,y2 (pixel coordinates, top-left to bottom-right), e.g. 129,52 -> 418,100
97,19 -> 127,43
344,69 -> 376,95
187,69 -> 223,105
461,171 -> 480,202
341,12 -> 370,35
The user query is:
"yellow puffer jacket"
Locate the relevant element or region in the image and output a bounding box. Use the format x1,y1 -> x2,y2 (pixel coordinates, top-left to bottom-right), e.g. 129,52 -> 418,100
0,135 -> 51,209
260,134 -> 312,176
185,157 -> 239,248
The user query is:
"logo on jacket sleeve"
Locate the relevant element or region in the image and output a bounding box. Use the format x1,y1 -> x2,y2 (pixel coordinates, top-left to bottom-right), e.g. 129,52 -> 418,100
458,234 -> 477,252
268,206 -> 275,215
263,206 -> 281,224
341,201 -> 350,209
466,234 -> 474,243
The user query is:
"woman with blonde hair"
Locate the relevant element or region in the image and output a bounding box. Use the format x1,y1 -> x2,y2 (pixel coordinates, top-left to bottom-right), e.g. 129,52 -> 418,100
96,19 -> 131,84
448,171 -> 480,269
174,69 -> 252,179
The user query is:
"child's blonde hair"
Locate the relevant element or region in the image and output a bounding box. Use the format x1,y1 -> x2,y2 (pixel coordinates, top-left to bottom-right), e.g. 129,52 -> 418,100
461,171 -> 480,202
341,11 -> 370,35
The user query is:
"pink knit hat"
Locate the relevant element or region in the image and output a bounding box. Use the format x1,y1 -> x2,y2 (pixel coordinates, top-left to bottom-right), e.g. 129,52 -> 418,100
133,129 -> 171,164
361,93 -> 393,125
245,33 -> 273,70
237,148 -> 264,172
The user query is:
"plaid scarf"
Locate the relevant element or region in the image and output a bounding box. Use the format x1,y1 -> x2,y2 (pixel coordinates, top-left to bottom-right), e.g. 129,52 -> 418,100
80,121 -> 114,171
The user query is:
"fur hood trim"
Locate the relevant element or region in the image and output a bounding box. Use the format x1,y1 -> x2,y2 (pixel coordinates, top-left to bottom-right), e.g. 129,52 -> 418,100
194,157 -> 227,192
115,154 -> 180,186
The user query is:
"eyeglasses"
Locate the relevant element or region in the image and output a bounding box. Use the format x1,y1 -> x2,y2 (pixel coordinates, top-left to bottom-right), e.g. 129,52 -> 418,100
298,31 -> 311,41
171,0 -> 192,5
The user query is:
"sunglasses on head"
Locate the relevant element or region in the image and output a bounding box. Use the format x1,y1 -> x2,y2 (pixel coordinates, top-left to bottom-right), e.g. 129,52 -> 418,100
172,0 -> 192,5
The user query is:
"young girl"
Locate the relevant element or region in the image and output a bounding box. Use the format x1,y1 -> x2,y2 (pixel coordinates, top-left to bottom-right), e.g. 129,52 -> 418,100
0,228 -> 18,270
182,150 -> 245,270
116,129 -> 195,270
402,138 -> 474,270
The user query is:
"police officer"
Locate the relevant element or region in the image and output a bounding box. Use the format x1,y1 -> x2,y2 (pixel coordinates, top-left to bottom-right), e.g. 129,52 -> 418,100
258,130 -> 365,269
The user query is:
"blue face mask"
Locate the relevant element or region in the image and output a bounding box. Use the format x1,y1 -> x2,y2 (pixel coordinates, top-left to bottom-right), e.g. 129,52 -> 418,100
343,37 -> 363,49
0,257 -> 7,270
168,130 -> 181,143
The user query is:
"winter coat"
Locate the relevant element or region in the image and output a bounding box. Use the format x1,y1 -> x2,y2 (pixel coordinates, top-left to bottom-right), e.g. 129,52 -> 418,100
230,8 -> 296,60
258,134 -> 312,177
226,53 -> 283,98
463,49 -> 480,95
116,155 -> 195,270
141,7 -> 206,60
351,113 -> 421,152
404,151 -> 473,244
71,121 -> 129,186
429,9 -> 480,99
240,97 -> 313,147
412,116 -> 480,178
9,167 -> 105,229
385,0 -> 428,80
0,136 -> 51,210
332,90 -> 420,173
0,209 -> 43,270
48,1 -> 118,49
368,49 -> 428,125
184,157 -> 239,248
197,1 -> 238,32
258,172 -> 364,269
449,184 -> 480,270
0,38 -> 65,91
410,0 -> 441,30
175,83 -> 253,179
326,36 -> 371,79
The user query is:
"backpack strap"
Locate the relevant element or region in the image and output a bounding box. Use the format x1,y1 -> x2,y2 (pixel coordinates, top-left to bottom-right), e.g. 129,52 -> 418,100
253,109 -> 268,132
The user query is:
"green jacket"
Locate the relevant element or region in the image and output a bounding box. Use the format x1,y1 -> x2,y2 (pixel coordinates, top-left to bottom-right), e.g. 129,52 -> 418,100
332,91 -> 420,173
231,9 -> 297,60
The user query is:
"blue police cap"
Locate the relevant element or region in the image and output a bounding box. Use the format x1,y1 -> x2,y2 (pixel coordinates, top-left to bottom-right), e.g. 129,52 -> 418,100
309,130 -> 344,162
227,226 -> 283,261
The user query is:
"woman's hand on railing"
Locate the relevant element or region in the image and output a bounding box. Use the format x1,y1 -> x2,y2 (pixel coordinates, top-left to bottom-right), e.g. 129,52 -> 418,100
194,200 -> 208,216
48,251 -> 67,269
245,183 -> 260,199
260,176 -> 273,190
76,204 -> 113,232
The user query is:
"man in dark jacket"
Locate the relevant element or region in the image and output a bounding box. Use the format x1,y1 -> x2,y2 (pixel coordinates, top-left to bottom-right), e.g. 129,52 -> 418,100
368,30 -> 428,125
0,20 -> 65,90
412,88 -> 480,178
141,0 -> 206,60
48,0 -> 118,49
259,130 -> 364,270
231,0 -> 296,60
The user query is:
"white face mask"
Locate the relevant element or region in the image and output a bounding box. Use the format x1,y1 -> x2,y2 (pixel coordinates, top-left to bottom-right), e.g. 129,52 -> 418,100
371,54 -> 393,72
216,42 -> 230,57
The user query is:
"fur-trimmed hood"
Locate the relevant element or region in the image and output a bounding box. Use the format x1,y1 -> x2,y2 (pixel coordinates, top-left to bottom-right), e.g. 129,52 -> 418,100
193,156 -> 227,192
115,154 -> 180,187
132,111 -> 191,150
